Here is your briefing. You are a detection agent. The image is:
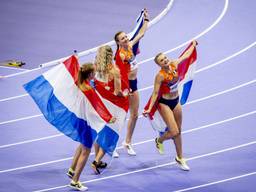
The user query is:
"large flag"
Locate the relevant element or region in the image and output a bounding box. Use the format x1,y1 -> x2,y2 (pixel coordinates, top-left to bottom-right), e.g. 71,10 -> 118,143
115,10 -> 145,91
144,43 -> 197,133
23,56 -> 113,149
129,9 -> 145,55
94,78 -> 129,155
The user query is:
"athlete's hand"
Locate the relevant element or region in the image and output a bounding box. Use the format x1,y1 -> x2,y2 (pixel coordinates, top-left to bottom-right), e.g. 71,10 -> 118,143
192,40 -> 198,46
143,8 -> 149,21
114,90 -> 124,97
142,109 -> 151,117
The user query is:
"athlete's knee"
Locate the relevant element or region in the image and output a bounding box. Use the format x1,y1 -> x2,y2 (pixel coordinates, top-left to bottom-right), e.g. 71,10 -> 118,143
173,128 -> 180,137
166,129 -> 179,139
129,112 -> 138,120
81,146 -> 91,156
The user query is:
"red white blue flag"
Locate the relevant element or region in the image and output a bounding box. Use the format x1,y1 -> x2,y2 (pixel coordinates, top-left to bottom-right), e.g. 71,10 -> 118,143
23,56 -> 113,149
144,43 -> 197,133
94,78 -> 129,155
129,9 -> 145,55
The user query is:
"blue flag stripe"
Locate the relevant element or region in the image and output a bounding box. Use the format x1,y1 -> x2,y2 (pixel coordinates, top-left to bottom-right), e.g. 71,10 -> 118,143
96,126 -> 119,155
23,75 -> 97,148
180,80 -> 193,105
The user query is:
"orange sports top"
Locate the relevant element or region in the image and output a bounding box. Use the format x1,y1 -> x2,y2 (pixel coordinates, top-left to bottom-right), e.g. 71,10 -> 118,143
159,64 -> 180,94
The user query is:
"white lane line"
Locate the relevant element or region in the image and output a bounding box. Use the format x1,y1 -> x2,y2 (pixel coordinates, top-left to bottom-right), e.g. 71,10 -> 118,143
1,0 -> 228,81
138,0 -> 229,65
186,79 -> 256,105
3,0 -> 175,78
33,140 -> 256,192
1,75 -> 255,126
2,38 -> 255,104
136,40 -> 256,93
0,93 -> 28,102
0,110 -> 255,173
0,0 -> 230,105
0,66 -> 28,71
0,134 -> 63,149
0,114 -> 43,126
173,172 -> 256,192
196,41 -> 256,73
4,0 -> 226,78
1,104 -> 255,150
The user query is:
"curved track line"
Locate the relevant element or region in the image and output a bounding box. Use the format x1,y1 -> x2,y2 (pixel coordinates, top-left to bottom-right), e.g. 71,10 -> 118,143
3,0 -> 175,78
0,75 -> 255,126
173,172 -> 256,192
5,0 -> 229,78
0,0 -> 229,105
0,41 -> 255,126
0,66 -> 28,71
1,89 -> 255,149
32,141 -> 256,192
0,109 -> 255,173
2,37 -> 254,104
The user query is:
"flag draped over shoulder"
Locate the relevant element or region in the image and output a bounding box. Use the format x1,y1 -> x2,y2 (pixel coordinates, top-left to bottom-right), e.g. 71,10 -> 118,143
94,79 -> 129,155
23,56 -> 112,149
144,43 -> 197,133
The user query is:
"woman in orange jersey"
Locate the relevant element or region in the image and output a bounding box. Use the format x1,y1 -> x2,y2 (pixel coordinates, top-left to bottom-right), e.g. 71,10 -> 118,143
113,8 -> 149,156
143,40 -> 197,171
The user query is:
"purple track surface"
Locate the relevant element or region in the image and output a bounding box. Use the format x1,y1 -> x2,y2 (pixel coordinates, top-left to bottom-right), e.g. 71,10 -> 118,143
0,0 -> 256,192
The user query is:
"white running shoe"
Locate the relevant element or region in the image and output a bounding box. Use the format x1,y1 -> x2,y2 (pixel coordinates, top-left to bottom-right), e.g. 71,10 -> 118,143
122,141 -> 136,156
69,180 -> 88,191
112,150 -> 119,158
175,156 -> 190,171
66,167 -> 75,178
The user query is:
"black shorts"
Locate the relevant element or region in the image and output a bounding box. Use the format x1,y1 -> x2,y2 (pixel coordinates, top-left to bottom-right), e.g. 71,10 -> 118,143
129,79 -> 138,93
158,96 -> 179,110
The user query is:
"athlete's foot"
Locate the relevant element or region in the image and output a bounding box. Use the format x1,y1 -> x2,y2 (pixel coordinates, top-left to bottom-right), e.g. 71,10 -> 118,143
69,180 -> 88,191
175,156 -> 190,171
112,150 -> 119,158
66,167 -> 75,179
91,160 -> 101,174
122,141 -> 136,156
155,138 -> 164,154
97,161 -> 108,168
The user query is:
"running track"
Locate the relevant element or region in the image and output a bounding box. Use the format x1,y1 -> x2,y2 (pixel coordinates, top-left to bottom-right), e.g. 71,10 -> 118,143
0,0 -> 255,191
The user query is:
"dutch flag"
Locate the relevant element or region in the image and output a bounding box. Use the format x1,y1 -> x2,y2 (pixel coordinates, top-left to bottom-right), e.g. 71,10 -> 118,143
144,43 -> 197,133
23,56 -> 113,149
94,78 -> 129,155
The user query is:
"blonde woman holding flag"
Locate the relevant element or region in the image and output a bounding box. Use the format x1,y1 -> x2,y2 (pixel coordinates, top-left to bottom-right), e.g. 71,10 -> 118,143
143,40 -> 198,171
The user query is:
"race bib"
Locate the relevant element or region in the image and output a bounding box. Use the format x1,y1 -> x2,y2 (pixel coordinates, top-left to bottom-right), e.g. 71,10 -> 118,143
129,56 -> 138,71
169,80 -> 179,92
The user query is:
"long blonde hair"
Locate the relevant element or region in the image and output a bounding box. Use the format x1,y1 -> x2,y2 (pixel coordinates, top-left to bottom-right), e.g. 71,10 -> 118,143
95,45 -> 113,78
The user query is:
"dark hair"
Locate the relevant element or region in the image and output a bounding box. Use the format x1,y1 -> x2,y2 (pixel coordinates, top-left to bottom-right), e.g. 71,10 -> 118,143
114,31 -> 123,43
114,31 -> 124,60
78,63 -> 94,85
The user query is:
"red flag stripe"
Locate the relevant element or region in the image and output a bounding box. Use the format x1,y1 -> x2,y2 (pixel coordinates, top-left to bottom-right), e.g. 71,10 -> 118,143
95,79 -> 129,112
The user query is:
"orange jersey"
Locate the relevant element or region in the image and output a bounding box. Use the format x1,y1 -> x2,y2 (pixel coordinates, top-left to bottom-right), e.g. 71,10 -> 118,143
119,47 -> 134,62
114,49 -> 130,91
159,64 -> 180,94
